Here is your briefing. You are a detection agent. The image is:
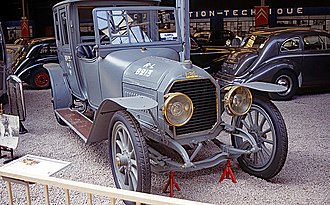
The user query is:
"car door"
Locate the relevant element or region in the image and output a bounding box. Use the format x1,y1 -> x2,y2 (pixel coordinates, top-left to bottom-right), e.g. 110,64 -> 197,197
302,34 -> 330,86
279,37 -> 303,71
55,7 -> 85,99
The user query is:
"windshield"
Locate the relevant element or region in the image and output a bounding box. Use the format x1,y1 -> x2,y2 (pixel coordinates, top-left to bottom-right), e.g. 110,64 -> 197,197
93,7 -> 179,46
242,34 -> 269,49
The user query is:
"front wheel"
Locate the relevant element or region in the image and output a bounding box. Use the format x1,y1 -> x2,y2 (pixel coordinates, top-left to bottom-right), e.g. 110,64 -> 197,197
231,96 -> 288,180
108,110 -> 151,195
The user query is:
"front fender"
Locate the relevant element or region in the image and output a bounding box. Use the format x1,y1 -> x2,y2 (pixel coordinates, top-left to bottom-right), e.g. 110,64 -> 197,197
87,96 -> 157,143
239,82 -> 287,93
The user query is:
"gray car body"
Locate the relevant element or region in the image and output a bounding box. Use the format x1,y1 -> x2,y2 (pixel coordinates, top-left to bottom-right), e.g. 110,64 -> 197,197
46,0 -> 286,174
48,0 -> 223,148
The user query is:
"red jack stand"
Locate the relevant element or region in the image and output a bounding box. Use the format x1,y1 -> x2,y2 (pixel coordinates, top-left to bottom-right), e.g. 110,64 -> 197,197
162,171 -> 181,197
218,159 -> 237,183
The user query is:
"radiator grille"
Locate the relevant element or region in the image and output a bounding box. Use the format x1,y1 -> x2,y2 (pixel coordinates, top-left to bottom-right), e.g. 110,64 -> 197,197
168,79 -> 217,136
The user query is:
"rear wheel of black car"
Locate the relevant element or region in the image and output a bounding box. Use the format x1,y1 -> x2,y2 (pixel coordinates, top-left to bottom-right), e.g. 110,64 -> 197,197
108,110 -> 151,203
231,97 -> 288,180
30,67 -> 50,89
269,70 -> 298,100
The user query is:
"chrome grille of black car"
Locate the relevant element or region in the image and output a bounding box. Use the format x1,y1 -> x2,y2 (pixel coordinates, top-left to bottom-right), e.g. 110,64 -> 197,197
222,62 -> 238,74
168,79 -> 217,136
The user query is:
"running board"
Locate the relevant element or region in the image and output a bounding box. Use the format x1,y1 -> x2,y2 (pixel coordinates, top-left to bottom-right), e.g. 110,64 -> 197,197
55,108 -> 92,143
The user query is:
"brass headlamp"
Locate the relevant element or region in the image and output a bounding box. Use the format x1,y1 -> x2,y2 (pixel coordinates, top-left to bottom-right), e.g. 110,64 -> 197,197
224,86 -> 252,116
162,92 -> 194,126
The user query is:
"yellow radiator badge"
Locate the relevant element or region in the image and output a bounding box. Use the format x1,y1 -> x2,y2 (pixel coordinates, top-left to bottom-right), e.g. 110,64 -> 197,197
185,70 -> 198,79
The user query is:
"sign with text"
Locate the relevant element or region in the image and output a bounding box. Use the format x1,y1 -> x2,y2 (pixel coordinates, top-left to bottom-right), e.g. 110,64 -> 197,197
255,6 -> 269,26
1,155 -> 71,176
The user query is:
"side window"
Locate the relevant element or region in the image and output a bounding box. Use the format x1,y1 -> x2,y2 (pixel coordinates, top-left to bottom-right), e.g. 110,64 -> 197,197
319,35 -> 330,50
39,46 -> 49,57
94,8 -> 177,46
303,35 -> 324,50
78,7 -> 95,43
54,12 -> 60,44
38,45 -> 56,57
280,37 -> 300,52
60,11 -> 69,45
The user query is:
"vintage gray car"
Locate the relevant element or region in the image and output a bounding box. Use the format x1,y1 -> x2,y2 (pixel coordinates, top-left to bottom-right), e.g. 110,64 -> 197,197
46,0 -> 288,197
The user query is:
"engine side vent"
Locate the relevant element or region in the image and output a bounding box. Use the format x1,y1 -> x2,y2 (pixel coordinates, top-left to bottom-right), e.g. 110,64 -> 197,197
168,79 -> 217,136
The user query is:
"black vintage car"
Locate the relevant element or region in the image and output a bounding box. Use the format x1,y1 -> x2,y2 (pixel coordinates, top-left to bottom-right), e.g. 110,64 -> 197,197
190,38 -> 235,74
190,30 -> 241,75
218,28 -> 330,100
11,37 -> 58,89
193,29 -> 235,46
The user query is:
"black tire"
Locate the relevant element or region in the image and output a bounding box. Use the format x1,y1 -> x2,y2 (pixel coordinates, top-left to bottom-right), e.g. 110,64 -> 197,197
29,67 -> 50,89
231,96 -> 288,180
55,113 -> 67,126
269,70 -> 298,100
108,110 -> 151,198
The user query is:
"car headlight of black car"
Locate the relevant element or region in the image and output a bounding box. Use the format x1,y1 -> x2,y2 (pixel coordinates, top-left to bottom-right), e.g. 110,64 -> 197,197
163,93 -> 194,126
224,86 -> 252,116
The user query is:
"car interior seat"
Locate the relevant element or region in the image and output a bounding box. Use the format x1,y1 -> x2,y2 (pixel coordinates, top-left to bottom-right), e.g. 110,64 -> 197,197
77,45 -> 95,59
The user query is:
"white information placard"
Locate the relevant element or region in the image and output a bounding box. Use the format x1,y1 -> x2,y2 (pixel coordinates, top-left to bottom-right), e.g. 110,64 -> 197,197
1,155 -> 71,176
0,114 -> 20,149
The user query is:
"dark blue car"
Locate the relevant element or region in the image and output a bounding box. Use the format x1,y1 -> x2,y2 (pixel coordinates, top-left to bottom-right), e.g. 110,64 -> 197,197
218,28 -> 330,100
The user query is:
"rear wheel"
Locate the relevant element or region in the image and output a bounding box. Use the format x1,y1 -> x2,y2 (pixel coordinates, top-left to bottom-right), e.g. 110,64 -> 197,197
269,70 -> 298,100
29,67 -> 50,89
109,110 -> 151,198
232,96 -> 288,180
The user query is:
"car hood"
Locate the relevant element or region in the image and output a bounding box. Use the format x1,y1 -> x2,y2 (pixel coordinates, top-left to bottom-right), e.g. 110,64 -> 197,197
123,56 -> 211,91
222,48 -> 258,75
